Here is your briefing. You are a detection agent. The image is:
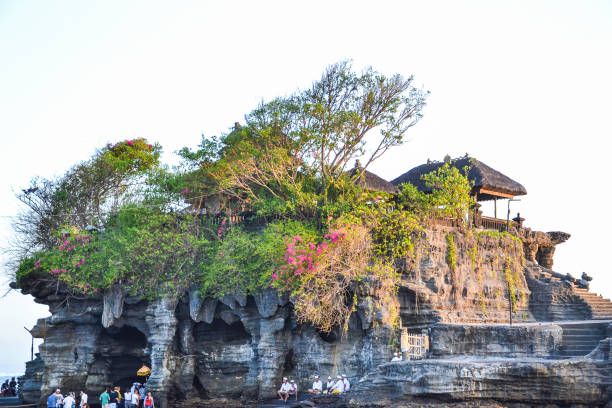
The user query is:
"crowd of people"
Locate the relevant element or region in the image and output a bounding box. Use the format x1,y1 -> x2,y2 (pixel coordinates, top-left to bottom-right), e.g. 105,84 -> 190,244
0,377 -> 17,396
277,374 -> 351,402
46,382 -> 155,408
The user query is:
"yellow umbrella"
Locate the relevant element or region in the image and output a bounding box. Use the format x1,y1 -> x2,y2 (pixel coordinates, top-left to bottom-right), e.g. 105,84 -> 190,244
137,365 -> 151,376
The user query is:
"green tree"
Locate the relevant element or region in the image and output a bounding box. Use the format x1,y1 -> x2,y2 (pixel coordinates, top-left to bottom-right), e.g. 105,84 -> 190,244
177,61 -> 428,219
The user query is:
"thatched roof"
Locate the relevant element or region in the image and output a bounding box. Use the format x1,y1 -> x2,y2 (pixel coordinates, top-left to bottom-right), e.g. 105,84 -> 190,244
391,157 -> 527,201
347,162 -> 398,194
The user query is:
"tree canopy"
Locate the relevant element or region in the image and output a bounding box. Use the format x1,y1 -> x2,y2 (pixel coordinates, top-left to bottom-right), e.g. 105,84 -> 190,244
177,60 -> 428,219
10,62 -> 447,333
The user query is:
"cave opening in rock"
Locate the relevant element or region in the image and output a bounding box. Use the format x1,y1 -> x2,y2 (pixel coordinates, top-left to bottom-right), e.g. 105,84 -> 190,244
104,325 -> 148,349
193,318 -> 251,344
108,355 -> 151,391
282,349 -> 295,372
96,325 -> 150,391
318,328 -> 338,343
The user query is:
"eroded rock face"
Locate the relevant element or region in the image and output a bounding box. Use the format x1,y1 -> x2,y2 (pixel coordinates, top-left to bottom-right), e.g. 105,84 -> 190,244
18,283 -> 394,407
518,229 -> 570,269
400,228 -> 534,327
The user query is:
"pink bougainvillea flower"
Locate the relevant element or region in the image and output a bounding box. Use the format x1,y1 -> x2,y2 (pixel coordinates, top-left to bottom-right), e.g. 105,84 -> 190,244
126,140 -> 134,146
180,188 -> 190,194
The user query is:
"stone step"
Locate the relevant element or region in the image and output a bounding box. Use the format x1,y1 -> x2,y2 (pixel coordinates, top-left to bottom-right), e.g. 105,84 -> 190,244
557,321 -> 609,357
562,335 -> 604,340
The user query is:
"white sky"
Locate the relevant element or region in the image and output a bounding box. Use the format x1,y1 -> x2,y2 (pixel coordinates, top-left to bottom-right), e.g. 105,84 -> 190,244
1,0 -> 611,376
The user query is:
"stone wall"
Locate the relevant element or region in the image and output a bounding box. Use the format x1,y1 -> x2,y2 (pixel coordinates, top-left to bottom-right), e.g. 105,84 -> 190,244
429,323 -> 562,358
353,340 -> 612,406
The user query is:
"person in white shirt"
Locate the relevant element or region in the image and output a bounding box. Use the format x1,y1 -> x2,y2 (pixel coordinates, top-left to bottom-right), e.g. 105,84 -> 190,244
277,377 -> 291,401
79,391 -> 88,408
325,376 -> 334,392
331,375 -> 344,394
62,393 -> 75,408
391,352 -> 402,362
287,380 -> 298,401
55,391 -> 64,408
130,389 -> 140,408
309,375 -> 323,394
123,390 -> 132,408
342,375 -> 350,392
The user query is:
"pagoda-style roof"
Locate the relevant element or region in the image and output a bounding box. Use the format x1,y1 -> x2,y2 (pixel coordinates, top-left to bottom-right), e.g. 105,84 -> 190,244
347,163 -> 398,194
391,157 -> 527,201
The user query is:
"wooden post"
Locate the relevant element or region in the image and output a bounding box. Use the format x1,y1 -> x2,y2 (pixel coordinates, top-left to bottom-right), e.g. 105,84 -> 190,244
400,328 -> 408,360
494,198 -> 497,219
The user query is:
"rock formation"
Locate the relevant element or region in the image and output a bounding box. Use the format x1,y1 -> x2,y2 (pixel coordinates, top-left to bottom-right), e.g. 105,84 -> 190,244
14,225 -> 612,407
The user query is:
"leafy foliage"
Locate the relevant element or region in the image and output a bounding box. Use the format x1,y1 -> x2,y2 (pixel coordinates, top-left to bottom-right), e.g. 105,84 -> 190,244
9,62 -> 528,333
17,205 -> 206,299
12,138 -> 161,258
176,61 -> 428,220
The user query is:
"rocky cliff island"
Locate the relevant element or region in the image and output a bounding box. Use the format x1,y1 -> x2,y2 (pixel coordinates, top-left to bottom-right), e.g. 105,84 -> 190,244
8,63 -> 611,407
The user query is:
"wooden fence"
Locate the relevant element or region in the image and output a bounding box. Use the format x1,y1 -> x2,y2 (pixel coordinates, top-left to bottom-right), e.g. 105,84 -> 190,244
400,329 -> 428,360
197,211 -> 518,233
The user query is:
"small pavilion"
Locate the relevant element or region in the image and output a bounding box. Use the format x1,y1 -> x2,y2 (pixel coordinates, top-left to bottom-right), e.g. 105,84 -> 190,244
391,156 -> 527,225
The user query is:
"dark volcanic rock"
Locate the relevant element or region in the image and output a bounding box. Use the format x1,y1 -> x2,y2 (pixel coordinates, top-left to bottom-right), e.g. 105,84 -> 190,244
18,284 -> 394,407
353,355 -> 610,406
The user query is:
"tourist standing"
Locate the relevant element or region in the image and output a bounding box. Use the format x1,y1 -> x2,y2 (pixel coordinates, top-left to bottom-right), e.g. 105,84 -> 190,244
99,388 -> 110,408
138,385 -> 146,408
109,387 -> 119,408
55,389 -> 64,408
47,389 -> 62,408
130,388 -> 140,408
79,390 -> 88,408
144,391 -> 154,408
124,389 -> 132,408
62,391 -> 75,408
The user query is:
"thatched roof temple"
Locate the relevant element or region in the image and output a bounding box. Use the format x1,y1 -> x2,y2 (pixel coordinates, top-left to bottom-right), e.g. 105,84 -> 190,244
391,157 -> 527,201
348,161 -> 398,194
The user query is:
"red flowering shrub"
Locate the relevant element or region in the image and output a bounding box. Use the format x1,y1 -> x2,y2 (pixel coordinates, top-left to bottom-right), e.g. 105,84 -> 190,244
272,219 -> 399,333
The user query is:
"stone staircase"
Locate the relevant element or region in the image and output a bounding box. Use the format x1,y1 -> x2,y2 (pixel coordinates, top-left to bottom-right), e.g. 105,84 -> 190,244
557,321 -> 610,358
573,287 -> 612,319
526,265 -> 612,321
